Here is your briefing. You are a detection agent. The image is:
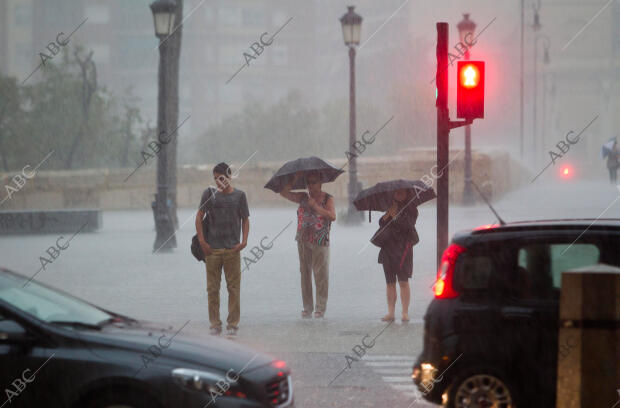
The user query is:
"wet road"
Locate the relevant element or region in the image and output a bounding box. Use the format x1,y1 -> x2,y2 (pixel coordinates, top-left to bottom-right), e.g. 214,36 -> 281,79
2,180 -> 619,407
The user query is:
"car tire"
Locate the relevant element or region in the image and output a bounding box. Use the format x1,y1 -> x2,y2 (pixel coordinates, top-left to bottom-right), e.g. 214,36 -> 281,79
447,366 -> 520,408
81,388 -> 160,408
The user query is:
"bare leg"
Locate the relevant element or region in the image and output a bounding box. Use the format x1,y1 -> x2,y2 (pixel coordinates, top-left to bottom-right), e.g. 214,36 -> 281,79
399,280 -> 410,321
383,283 -> 397,321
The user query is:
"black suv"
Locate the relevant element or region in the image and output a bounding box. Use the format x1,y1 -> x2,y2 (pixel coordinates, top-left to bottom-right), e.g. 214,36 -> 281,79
412,219 -> 620,408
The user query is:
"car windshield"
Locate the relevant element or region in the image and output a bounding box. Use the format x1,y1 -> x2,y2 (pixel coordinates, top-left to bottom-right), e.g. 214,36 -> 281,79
0,272 -> 112,327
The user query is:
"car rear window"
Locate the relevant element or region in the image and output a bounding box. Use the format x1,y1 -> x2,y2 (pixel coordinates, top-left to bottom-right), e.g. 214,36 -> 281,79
517,243 -> 599,299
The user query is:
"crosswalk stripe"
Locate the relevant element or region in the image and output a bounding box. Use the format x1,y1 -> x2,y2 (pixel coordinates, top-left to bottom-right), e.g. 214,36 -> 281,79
390,384 -> 416,391
374,368 -> 412,375
382,375 -> 412,383
362,355 -> 436,406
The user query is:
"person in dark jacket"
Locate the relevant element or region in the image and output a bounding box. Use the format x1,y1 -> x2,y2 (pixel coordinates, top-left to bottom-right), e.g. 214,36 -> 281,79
607,141 -> 618,184
377,189 -> 419,322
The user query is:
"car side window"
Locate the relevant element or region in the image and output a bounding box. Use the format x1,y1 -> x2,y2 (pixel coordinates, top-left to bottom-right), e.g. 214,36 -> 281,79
457,253 -> 493,290
517,243 -> 599,299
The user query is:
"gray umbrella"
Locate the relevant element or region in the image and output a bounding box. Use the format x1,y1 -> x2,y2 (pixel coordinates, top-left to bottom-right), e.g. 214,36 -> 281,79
264,156 -> 344,193
354,179 -> 436,212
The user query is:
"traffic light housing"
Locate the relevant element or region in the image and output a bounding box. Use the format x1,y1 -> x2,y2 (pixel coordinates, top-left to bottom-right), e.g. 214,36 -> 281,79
457,61 -> 485,119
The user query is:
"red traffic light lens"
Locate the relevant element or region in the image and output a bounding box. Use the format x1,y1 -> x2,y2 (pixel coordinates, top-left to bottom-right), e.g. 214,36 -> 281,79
460,64 -> 480,88
456,61 -> 485,119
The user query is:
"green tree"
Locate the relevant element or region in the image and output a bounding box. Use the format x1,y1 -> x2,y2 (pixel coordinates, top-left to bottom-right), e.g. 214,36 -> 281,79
0,76 -> 26,171
0,45 -> 144,171
183,90 -> 389,165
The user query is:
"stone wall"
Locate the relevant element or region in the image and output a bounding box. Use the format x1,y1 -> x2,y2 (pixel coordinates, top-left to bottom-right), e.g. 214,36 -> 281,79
0,150 -> 529,211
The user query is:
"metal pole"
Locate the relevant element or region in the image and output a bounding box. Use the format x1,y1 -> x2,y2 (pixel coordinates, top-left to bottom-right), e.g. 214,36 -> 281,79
463,46 -> 474,205
436,22 -> 449,269
153,37 -> 176,251
347,46 -> 361,223
542,70 -> 546,150
533,38 -> 538,167
520,0 -> 524,159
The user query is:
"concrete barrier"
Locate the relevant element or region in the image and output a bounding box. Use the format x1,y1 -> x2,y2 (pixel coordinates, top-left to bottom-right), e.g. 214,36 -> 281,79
0,210 -> 101,234
0,150 -> 529,211
556,263 -> 620,408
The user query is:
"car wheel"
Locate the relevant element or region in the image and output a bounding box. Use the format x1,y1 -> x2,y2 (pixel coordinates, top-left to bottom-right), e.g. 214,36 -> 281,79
448,368 -> 518,408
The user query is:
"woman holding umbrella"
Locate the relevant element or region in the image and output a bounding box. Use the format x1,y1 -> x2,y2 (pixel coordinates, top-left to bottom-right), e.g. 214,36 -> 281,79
280,171 -> 335,318
266,157 -> 342,319
354,180 -> 434,323
377,189 -> 419,322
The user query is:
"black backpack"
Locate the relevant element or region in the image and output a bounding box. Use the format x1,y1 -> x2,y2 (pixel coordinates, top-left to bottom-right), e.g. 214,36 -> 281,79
190,187 -> 216,262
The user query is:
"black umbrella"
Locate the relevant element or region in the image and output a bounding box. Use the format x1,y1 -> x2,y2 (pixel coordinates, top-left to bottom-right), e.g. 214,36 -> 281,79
353,179 -> 436,217
264,156 -> 345,193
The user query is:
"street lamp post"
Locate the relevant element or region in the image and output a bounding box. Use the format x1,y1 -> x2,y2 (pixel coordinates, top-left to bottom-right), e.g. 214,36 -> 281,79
534,34 -> 550,167
457,14 -> 476,205
340,6 -> 363,224
150,0 -> 177,252
520,0 -> 524,159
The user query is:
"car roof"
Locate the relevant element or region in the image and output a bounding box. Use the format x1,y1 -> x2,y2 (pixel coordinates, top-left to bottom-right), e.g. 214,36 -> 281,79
483,218 -> 620,229
454,218 -> 620,241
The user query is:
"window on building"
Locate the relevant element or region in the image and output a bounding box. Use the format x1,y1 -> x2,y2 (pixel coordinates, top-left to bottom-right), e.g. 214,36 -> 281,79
14,5 -> 32,25
85,4 -> 110,24
242,8 -> 265,26
272,45 -> 288,66
218,6 -> 241,26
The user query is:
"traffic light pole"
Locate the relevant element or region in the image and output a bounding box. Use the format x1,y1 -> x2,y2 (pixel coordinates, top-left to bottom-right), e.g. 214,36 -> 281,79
436,22 -> 473,269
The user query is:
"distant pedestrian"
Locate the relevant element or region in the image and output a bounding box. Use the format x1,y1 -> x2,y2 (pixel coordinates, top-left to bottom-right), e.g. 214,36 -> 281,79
280,170 -> 336,319
195,162 -> 249,337
607,141 -> 618,184
375,189 -> 419,323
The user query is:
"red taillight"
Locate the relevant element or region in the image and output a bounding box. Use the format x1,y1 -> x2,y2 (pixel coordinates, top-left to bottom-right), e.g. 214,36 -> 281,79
271,360 -> 286,369
474,224 -> 497,231
433,244 -> 466,298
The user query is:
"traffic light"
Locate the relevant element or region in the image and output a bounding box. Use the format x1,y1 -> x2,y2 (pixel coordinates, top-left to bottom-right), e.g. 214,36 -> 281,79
457,61 -> 485,119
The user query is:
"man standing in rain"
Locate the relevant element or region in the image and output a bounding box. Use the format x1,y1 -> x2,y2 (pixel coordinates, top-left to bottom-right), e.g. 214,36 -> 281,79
280,171 -> 336,318
195,162 -> 250,337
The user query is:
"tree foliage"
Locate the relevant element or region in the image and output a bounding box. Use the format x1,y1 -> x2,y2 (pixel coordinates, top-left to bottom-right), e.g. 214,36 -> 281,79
0,46 -> 144,171
182,90 -> 396,165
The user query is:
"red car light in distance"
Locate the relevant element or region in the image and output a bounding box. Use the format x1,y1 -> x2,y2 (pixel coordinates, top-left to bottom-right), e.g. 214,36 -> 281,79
434,244 -> 466,298
474,224 -> 498,231
560,164 -> 574,180
271,360 -> 286,369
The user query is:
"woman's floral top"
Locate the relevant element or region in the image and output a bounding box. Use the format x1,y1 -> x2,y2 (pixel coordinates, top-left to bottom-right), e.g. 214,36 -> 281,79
295,192 -> 332,247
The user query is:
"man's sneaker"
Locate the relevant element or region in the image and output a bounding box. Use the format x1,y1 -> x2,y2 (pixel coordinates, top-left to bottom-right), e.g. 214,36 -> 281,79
226,327 -> 238,338
210,326 -> 222,336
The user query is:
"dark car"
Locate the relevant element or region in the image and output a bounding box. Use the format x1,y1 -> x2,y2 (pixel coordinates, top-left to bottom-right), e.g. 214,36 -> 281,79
0,268 -> 294,408
412,219 -> 620,408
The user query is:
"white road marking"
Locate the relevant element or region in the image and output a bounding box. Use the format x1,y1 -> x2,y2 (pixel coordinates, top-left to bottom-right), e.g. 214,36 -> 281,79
363,355 -> 435,406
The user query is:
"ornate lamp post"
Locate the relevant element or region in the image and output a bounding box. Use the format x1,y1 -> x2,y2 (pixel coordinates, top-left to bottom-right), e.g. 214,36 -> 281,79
150,0 -> 177,251
457,13 -> 476,205
340,6 -> 363,224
